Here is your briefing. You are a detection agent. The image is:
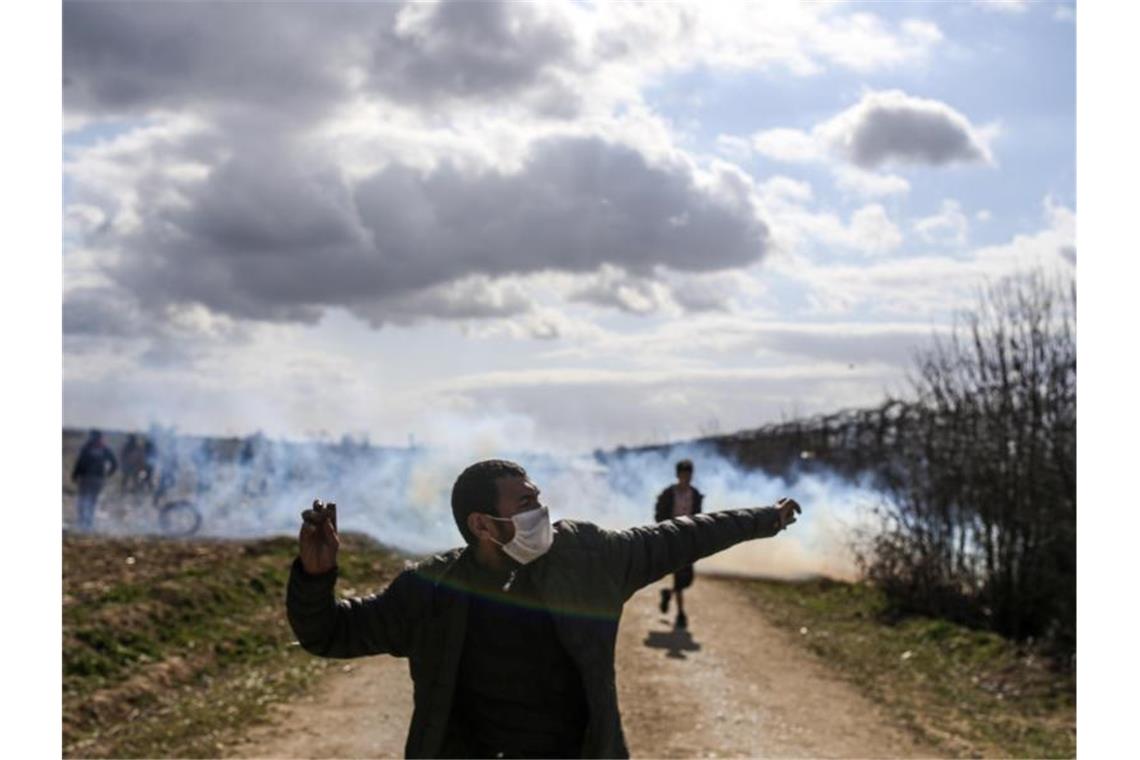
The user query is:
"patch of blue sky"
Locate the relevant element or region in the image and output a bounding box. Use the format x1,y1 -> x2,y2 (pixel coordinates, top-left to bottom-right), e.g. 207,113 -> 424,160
652,64 -> 847,140
870,1 -> 1076,220
645,2 -> 1072,255
63,117 -> 148,151
63,117 -> 154,211
866,5 -> 1072,205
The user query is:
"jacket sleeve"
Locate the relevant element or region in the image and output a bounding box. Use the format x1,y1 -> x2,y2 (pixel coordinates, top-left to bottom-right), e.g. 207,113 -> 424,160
653,488 -> 670,523
602,507 -> 784,600
285,558 -> 422,659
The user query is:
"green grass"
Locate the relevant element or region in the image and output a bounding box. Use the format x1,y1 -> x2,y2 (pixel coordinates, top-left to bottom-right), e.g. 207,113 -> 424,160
728,576 -> 1076,758
64,535 -> 1076,758
63,533 -> 409,758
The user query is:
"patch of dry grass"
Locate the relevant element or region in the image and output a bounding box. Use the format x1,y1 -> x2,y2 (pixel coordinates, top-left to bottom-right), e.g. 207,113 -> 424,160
63,533 -> 407,758
728,575 -> 1075,758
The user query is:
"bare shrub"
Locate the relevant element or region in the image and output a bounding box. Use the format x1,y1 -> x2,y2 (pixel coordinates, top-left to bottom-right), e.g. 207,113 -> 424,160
859,270 -> 1076,654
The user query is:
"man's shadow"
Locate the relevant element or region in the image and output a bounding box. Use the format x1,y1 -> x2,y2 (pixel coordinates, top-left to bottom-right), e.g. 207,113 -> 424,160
643,621 -> 702,660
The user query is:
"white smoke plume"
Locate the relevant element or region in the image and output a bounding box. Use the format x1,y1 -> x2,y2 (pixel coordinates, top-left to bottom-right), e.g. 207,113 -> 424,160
66,425 -> 884,580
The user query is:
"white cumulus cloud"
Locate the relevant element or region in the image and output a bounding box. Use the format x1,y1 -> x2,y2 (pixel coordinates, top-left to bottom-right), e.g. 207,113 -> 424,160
817,90 -> 995,170
746,89 -> 994,172
751,128 -> 824,164
832,166 -> 911,198
914,199 -> 971,246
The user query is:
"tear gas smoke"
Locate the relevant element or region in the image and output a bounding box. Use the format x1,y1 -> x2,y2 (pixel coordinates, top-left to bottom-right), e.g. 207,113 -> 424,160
68,426 -> 884,580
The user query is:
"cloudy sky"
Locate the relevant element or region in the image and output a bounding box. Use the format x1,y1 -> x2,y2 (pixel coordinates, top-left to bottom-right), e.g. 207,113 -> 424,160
61,0 -> 1076,451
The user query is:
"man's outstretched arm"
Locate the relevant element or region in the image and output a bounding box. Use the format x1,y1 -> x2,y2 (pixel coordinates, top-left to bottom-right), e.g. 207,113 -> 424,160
285,500 -> 419,659
603,499 -> 801,600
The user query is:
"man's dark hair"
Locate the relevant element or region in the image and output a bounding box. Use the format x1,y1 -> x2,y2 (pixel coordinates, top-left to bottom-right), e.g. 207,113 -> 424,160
676,459 -> 693,475
451,459 -> 528,545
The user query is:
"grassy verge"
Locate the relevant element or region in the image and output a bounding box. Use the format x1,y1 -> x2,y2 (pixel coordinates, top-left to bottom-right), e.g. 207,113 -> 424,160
725,575 -> 1075,758
63,533 -> 409,758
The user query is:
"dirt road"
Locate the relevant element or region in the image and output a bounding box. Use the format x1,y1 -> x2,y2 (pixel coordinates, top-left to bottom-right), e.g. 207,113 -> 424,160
231,577 -> 933,758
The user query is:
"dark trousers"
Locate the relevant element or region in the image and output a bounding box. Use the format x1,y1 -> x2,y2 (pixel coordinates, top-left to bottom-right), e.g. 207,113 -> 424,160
76,479 -> 104,532
673,565 -> 694,591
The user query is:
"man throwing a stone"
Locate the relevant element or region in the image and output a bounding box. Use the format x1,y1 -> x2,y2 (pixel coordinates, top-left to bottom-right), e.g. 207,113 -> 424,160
287,459 -> 801,758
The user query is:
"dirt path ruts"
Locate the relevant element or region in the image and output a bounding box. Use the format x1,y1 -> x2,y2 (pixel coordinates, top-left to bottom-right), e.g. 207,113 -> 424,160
617,577 -> 931,758
232,578 -> 934,758
230,653 -> 411,759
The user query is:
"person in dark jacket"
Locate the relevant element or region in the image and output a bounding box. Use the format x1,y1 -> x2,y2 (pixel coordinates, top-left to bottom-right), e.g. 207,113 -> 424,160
287,459 -> 801,759
70,429 -> 118,532
654,458 -> 703,629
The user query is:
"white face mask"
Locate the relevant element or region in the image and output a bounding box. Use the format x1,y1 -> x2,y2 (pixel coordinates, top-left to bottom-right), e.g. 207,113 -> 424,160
486,505 -> 553,565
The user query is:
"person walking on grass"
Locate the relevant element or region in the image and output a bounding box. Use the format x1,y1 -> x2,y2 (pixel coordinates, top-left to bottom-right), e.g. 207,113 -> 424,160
655,458 -> 702,629
287,458 -> 801,759
71,429 -> 118,532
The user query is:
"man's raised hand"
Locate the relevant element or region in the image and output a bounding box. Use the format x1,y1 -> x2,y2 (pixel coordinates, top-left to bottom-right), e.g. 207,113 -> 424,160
775,497 -> 802,530
299,499 -> 339,575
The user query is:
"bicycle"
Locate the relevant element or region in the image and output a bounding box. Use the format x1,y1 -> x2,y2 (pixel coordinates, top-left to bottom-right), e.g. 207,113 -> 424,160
112,466 -> 203,537
150,469 -> 203,537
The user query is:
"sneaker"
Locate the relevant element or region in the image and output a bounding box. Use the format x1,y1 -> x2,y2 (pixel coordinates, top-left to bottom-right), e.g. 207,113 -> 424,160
659,589 -> 671,613
675,612 -> 688,629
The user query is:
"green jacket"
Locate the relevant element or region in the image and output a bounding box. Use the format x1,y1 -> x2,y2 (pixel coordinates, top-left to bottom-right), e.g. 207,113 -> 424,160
286,507 -> 785,758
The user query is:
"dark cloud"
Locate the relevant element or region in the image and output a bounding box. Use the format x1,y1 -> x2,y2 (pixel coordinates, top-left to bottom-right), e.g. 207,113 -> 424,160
63,284 -> 251,370
63,1 -> 583,120
63,294 -> 160,371
64,2 -> 768,332
666,273 -> 745,314
353,137 -> 767,280
63,287 -> 144,337
97,135 -> 767,324
63,1 -> 374,119
366,1 -> 582,113
567,269 -> 747,316
670,288 -> 729,313
568,268 -> 666,314
349,277 -> 535,328
823,91 -> 991,170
